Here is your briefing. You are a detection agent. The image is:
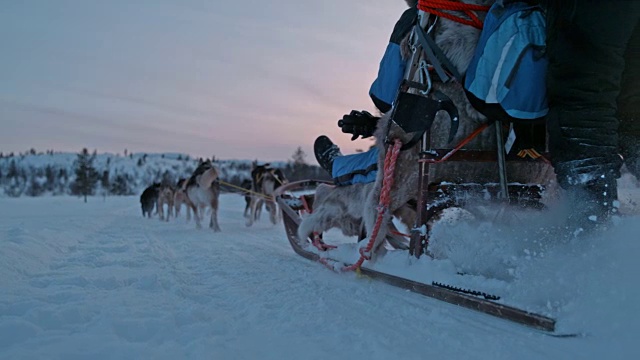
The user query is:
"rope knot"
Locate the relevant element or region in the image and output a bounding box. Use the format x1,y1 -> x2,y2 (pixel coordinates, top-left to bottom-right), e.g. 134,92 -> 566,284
359,248 -> 372,261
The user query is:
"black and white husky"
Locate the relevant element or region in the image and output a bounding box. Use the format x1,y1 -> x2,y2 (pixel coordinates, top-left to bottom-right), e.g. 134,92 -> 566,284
245,163 -> 288,227
184,161 -> 221,231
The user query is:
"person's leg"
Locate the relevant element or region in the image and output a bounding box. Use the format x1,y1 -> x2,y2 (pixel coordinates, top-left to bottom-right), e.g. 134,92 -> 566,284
619,20 -> 640,180
546,0 -> 640,228
332,147 -> 379,186
314,135 -> 379,186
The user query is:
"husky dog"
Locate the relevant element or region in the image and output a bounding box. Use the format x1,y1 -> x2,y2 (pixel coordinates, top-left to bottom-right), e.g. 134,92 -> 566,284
173,178 -> 193,221
157,184 -> 175,221
140,183 -> 161,218
245,163 -> 288,227
184,161 -> 221,231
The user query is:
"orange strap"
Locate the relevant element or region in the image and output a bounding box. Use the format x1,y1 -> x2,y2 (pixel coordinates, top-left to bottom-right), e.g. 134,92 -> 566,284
417,0 -> 491,29
418,122 -> 490,164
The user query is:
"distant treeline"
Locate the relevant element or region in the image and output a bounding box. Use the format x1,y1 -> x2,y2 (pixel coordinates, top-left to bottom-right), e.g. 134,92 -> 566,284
0,147 -> 330,198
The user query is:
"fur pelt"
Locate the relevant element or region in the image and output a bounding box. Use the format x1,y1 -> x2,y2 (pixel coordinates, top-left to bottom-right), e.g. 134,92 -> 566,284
297,182 -> 415,248
298,183 -> 369,239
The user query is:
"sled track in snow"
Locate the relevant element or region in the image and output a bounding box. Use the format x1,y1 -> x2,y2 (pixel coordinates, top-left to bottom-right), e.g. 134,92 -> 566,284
275,180 -> 563,334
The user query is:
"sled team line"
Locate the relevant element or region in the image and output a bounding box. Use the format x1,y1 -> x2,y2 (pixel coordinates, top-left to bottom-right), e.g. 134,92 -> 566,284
139,160 -> 288,232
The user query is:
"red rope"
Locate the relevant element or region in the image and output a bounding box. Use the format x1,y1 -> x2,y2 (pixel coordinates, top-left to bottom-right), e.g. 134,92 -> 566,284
417,0 -> 491,29
343,139 -> 403,272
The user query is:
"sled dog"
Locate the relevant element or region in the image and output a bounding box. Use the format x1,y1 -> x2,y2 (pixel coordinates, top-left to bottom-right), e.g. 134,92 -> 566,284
184,161 -> 222,231
246,163 -> 288,227
140,183 -> 161,218
157,184 -> 175,221
173,178 -> 193,221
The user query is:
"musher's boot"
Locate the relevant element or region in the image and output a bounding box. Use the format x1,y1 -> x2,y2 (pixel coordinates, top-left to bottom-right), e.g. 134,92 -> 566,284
564,173 -> 620,237
314,135 -> 342,177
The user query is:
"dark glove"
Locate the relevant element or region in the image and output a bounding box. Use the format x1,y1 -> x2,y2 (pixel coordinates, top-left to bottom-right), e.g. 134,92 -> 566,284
337,110 -> 380,141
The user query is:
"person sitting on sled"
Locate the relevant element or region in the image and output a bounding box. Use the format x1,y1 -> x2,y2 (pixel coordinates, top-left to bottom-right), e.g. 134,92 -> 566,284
316,0 -> 640,236
313,0 -> 418,186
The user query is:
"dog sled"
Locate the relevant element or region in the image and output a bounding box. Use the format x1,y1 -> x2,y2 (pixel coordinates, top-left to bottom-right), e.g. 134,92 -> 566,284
274,121 -> 562,334
273,1 -> 576,334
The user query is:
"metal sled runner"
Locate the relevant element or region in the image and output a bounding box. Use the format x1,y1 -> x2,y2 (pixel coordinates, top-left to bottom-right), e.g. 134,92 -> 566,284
275,180 -> 558,333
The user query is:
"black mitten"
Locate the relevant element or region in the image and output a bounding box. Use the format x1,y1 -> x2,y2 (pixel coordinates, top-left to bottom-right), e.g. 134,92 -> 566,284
337,110 -> 380,141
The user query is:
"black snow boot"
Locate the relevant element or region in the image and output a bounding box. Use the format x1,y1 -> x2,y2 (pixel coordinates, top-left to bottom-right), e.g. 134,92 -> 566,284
564,173 -> 620,236
314,135 -> 343,177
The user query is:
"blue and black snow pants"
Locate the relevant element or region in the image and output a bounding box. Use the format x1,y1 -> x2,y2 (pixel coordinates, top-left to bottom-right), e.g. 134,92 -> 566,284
331,147 -> 379,186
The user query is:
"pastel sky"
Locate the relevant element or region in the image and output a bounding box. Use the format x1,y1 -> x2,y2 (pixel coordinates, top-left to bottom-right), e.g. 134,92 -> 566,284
0,0 -> 407,162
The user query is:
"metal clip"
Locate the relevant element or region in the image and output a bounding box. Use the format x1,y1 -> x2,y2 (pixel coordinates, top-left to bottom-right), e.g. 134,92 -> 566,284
418,60 -> 433,96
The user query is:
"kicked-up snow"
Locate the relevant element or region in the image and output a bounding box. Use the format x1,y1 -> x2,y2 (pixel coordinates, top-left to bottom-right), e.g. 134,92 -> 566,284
1,188 -> 639,359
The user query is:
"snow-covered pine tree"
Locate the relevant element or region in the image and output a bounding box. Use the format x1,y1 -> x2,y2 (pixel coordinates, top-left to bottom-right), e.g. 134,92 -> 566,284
72,148 -> 99,202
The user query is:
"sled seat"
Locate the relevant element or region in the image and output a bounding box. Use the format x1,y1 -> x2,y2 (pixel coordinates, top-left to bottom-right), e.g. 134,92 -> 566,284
426,118 -> 552,177
421,117 -> 554,211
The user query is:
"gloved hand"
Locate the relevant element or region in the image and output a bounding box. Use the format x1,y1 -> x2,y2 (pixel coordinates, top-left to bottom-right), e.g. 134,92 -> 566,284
337,110 -> 380,141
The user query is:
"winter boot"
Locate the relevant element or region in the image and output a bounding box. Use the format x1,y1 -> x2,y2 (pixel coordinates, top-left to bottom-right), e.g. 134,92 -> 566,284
314,135 -> 342,177
564,173 -> 620,236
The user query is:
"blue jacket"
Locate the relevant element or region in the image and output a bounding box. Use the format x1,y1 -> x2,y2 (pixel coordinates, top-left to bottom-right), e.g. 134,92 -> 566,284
369,6 -> 417,113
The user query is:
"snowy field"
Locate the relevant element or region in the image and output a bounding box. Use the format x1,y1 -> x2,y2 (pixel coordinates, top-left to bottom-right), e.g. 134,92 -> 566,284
1,190 -> 639,359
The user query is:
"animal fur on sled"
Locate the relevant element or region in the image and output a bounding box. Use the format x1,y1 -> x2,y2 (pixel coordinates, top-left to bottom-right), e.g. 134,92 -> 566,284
297,182 -> 414,249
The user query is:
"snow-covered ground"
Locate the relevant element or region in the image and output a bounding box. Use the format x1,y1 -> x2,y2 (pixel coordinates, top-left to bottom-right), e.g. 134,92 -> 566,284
1,189 -> 639,359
